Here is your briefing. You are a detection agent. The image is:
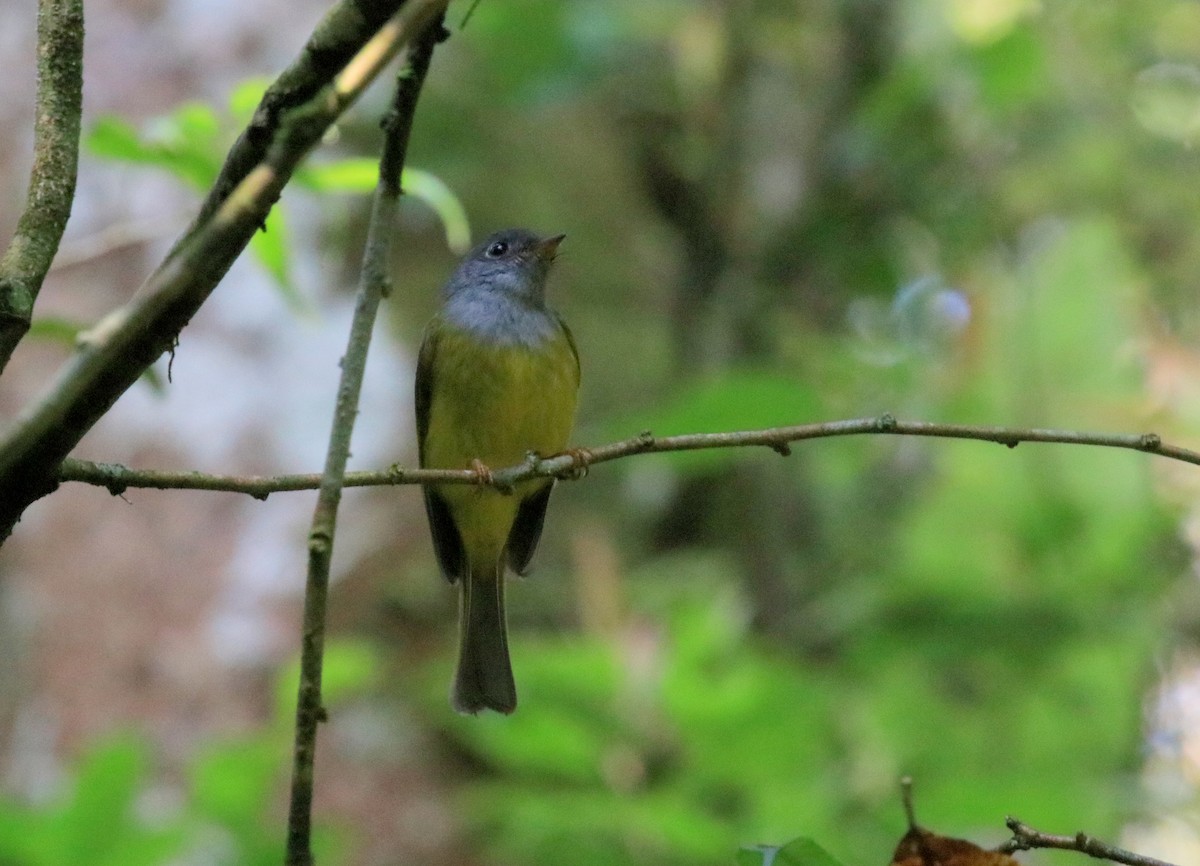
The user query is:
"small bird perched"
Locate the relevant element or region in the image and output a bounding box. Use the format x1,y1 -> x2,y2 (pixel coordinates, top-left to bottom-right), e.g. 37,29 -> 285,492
415,229 -> 580,714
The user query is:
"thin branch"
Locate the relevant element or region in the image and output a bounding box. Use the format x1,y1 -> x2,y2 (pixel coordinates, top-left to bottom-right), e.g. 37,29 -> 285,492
56,460 -> 426,500
0,0 -> 85,372
282,16 -> 444,866
1000,817 -> 1179,866
0,0 -> 450,542
56,416 -> 1200,499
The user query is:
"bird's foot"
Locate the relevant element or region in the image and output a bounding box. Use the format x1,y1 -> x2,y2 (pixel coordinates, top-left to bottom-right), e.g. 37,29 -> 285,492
559,447 -> 593,480
470,458 -> 494,486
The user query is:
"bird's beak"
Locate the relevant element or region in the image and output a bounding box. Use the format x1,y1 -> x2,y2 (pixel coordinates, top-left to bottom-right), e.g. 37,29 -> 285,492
535,234 -> 566,263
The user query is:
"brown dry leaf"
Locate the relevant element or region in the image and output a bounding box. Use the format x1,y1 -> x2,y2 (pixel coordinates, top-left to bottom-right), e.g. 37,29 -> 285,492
890,826 -> 1019,866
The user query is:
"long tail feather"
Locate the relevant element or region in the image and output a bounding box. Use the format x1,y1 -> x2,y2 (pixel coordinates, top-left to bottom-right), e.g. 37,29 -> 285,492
452,559 -> 516,714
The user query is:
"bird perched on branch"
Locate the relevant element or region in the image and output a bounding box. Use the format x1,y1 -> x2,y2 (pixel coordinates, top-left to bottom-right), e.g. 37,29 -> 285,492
416,229 -> 580,714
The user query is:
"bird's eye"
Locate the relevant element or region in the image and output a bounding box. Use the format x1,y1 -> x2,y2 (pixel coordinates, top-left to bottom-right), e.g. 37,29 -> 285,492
486,241 -> 509,258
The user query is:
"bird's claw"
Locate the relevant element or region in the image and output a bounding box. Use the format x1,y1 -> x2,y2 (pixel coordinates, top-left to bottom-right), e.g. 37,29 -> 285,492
470,458 -> 494,486
559,447 -> 593,480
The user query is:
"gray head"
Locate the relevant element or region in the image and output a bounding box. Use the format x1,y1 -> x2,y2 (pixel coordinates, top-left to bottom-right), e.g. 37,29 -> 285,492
443,228 -> 565,307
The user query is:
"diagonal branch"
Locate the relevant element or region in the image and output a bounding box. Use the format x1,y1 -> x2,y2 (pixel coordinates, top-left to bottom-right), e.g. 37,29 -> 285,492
283,14 -> 445,866
173,0 -> 412,254
0,0 -> 85,372
56,416 -> 1200,498
1000,817 -> 1179,866
0,0 -> 450,543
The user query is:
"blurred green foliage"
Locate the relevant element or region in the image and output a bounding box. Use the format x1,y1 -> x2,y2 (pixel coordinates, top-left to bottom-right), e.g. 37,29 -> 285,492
738,838 -> 845,866
0,642 -> 374,866
86,90 -> 299,305
0,736 -> 184,866
397,0 -> 1194,864
80,79 -> 470,314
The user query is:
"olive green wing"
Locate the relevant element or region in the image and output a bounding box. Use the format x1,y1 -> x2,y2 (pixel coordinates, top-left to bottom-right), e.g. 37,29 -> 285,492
415,321 -> 466,582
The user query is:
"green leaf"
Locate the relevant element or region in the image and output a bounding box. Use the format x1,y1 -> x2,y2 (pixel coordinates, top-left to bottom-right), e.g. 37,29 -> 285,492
85,113 -> 219,190
771,838 -> 845,866
402,168 -> 472,254
738,845 -> 777,866
168,101 -> 221,143
299,158 -> 378,193
85,116 -> 155,163
250,207 -> 306,310
229,77 -> 271,124
300,160 -> 472,254
738,839 -> 845,866
27,316 -> 84,345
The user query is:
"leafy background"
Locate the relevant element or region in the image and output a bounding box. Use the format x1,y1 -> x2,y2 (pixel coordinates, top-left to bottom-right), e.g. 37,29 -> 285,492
2,0 -> 1200,864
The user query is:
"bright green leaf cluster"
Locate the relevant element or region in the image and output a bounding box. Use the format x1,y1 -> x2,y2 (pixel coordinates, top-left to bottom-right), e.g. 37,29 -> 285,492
738,838 -> 845,866
82,79 -> 471,311
0,640 -> 377,866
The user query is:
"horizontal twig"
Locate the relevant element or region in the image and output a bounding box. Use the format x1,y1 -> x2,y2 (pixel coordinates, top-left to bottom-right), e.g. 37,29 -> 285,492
1000,816 -> 1179,866
56,415 -> 1200,499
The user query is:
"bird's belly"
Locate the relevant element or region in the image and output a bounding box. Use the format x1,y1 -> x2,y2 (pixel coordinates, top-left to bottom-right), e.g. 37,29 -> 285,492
423,335 -> 578,561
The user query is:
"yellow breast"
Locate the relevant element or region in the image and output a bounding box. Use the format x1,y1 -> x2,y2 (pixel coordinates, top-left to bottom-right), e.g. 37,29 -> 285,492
423,327 -> 579,471
421,325 -> 579,561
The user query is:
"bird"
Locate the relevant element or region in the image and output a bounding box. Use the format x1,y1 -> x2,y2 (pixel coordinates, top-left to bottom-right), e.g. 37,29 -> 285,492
415,228 -> 580,714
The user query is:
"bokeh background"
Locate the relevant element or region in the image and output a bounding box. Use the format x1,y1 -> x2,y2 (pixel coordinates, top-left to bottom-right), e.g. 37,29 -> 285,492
2,0 -> 1200,863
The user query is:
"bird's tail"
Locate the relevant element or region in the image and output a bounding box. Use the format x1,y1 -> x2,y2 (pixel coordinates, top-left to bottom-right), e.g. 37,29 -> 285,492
453,559 -> 516,714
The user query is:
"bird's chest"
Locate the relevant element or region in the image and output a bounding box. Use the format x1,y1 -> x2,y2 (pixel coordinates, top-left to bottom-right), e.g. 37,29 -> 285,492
424,331 -> 578,469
